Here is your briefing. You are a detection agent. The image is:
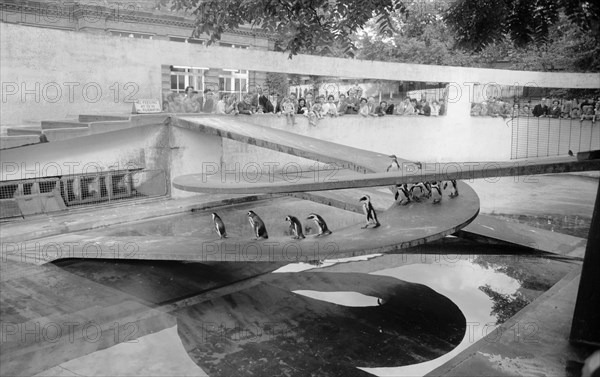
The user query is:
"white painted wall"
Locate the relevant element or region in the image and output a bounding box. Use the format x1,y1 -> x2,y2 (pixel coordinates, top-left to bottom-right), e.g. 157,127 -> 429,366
2,22 -> 599,128
225,114 -> 512,163
169,127 -> 223,198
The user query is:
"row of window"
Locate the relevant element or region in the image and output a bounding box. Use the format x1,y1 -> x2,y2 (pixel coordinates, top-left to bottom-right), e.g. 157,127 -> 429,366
109,31 -> 250,49
170,67 -> 249,96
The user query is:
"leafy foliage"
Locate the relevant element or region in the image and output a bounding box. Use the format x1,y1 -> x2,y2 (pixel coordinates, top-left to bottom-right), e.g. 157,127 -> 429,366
265,72 -> 289,95
158,0 -> 407,57
355,2 -> 471,66
444,0 -> 598,51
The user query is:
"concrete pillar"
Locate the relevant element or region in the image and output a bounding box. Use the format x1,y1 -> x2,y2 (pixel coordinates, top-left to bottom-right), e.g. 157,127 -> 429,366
570,180 -> 600,346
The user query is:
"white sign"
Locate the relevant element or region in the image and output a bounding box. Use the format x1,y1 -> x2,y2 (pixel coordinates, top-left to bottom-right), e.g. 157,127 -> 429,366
132,99 -> 162,114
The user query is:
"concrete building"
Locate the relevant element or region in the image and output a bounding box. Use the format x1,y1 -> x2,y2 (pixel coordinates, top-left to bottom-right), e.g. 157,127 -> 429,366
0,0 -> 272,125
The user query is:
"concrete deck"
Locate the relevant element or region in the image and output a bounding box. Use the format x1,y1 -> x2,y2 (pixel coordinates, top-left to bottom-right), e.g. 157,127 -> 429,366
2,182 -> 479,264
0,194 -> 277,244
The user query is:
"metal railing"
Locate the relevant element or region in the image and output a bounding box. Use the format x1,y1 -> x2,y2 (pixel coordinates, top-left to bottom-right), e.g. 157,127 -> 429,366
511,117 -> 600,159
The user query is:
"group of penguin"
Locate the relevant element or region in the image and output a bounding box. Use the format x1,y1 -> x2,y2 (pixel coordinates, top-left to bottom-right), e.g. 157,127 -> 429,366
210,153 -> 460,240
392,180 -> 459,205
210,211 -> 332,240
386,155 -> 459,205
210,195 -> 381,240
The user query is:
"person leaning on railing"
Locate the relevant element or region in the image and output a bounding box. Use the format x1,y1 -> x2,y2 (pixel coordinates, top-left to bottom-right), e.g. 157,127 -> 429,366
237,94 -> 254,115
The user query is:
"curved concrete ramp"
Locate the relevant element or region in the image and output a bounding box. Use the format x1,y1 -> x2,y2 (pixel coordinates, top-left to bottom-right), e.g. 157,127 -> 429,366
27,182 -> 478,264
173,156 -> 600,194
173,116 -> 417,173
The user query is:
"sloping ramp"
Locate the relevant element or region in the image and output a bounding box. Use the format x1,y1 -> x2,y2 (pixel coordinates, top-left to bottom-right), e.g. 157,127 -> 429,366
173,156 -> 600,194
460,214 -> 587,257
173,115 -> 416,173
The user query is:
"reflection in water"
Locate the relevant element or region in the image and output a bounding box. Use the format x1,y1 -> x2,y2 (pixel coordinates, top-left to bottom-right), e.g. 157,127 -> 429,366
174,272 -> 465,377
273,254 -> 383,273
293,290 -> 382,307
478,284 -> 529,324
45,251 -> 576,377
361,258 -> 522,376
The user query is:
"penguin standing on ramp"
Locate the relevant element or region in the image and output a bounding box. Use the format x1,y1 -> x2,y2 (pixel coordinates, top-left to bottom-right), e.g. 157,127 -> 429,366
248,210 -> 268,240
395,183 -> 412,205
411,181 -> 432,201
306,213 -> 332,236
359,195 -> 381,228
211,213 -> 227,239
430,181 -> 442,204
285,215 -> 305,239
443,180 -> 459,198
386,155 -> 401,172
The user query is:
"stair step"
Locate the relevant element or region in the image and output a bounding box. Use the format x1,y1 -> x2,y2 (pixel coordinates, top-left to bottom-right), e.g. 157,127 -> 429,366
0,135 -> 42,149
78,114 -> 130,122
6,127 -> 42,136
41,120 -> 90,130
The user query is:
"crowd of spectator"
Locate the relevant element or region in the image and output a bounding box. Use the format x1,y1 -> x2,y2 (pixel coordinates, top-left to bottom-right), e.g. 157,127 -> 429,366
163,84 -> 447,126
471,97 -> 599,122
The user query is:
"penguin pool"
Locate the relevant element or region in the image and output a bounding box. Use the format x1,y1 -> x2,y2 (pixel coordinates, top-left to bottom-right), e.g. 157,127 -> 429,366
44,242 -> 578,377
6,179 -> 586,377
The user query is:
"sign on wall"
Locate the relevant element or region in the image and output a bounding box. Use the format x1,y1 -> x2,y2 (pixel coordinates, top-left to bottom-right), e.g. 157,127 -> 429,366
132,99 -> 162,114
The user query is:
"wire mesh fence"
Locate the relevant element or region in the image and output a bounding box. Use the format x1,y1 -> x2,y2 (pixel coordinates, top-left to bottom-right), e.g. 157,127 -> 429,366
511,117 -> 599,159
0,169 -> 167,219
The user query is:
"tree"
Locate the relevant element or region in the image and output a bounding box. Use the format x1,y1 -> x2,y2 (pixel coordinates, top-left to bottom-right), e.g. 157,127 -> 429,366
354,2 -> 471,66
265,72 -> 289,95
444,0 -> 600,51
158,0 -> 406,57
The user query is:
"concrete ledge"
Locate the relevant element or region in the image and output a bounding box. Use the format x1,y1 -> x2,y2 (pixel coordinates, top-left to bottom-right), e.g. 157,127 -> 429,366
0,300 -> 176,377
78,114 -> 130,122
460,214 -> 588,256
427,269 -> 584,376
6,127 -> 42,136
41,120 -> 90,130
0,135 -> 41,149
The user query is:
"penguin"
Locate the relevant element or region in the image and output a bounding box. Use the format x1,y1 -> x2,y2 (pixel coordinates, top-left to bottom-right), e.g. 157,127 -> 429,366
390,184 -> 399,200
247,210 -> 268,240
285,215 -> 305,239
430,181 -> 442,204
443,179 -> 459,198
411,181 -> 432,201
359,195 -> 381,229
211,212 -> 227,239
395,183 -> 412,205
306,213 -> 332,236
386,155 -> 400,172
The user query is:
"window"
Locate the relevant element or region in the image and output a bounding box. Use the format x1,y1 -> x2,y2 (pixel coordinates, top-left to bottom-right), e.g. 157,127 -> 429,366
170,66 -> 208,93
110,31 -> 154,39
219,42 -> 249,49
169,36 -> 205,45
219,70 -> 249,97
